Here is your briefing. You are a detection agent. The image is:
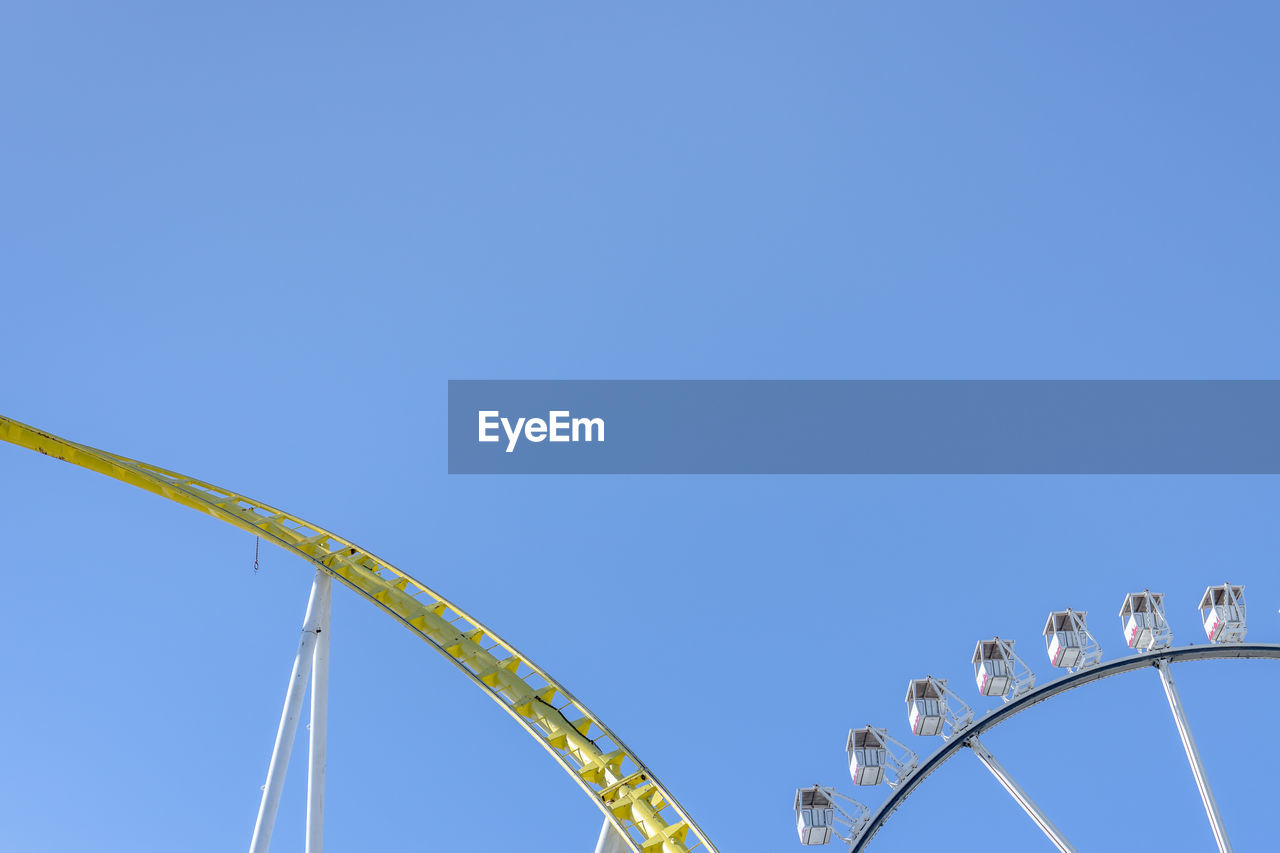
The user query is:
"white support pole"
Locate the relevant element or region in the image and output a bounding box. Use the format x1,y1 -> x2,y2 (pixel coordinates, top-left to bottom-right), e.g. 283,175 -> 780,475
968,736 -> 1077,853
306,572 -> 332,853
1155,658 -> 1234,853
593,819 -> 632,853
249,571 -> 327,853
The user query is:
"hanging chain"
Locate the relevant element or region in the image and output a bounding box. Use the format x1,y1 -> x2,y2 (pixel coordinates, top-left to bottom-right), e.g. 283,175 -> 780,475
254,536 -> 260,574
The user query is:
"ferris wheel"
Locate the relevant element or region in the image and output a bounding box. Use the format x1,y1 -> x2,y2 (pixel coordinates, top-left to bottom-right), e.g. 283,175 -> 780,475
0,416 -> 714,853
793,585 -> 1278,853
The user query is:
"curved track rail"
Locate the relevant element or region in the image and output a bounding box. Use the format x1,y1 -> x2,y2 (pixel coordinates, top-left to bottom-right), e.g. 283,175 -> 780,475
853,643 -> 1280,851
0,416 -> 714,853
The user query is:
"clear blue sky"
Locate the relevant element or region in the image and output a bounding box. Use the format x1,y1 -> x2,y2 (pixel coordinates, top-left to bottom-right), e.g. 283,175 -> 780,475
3,3 -> 1279,852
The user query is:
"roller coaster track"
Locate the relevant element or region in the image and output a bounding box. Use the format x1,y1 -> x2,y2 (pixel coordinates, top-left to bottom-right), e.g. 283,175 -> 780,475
0,416 -> 715,853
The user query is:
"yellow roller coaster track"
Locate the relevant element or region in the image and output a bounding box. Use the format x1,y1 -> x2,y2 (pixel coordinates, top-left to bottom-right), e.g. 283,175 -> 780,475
0,415 -> 716,853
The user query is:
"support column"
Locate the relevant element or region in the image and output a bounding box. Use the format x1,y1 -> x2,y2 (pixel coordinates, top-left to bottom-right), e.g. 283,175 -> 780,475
968,736 -> 1077,853
593,819 -> 632,853
1155,657 -> 1233,853
306,572 -> 332,853
249,570 -> 328,853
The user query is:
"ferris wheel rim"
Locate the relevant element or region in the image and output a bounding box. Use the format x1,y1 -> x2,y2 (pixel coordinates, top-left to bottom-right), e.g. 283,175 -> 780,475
851,642 -> 1280,852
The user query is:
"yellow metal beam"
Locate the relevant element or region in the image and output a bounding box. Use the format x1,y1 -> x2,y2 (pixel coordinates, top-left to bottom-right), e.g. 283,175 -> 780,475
0,415 -> 716,853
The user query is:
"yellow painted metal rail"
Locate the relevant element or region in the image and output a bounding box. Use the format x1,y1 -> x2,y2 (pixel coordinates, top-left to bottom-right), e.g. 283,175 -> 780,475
0,415 -> 715,853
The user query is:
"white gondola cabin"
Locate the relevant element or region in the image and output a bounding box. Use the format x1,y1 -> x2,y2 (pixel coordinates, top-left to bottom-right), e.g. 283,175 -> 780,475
972,639 -> 1012,696
794,786 -> 835,845
1199,583 -> 1246,643
846,727 -> 887,786
905,678 -> 945,736
1042,609 -> 1101,670
1119,590 -> 1171,651
1044,612 -> 1082,668
970,637 -> 1035,700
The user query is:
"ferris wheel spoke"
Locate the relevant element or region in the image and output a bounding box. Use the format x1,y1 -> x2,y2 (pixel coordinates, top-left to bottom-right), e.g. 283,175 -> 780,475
966,736 -> 1078,853
1154,657 -> 1234,853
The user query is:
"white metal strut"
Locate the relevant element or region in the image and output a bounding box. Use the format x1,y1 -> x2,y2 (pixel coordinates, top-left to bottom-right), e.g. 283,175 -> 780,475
1155,657 -> 1233,853
967,736 -> 1077,853
594,819 -> 631,853
249,570 -> 332,853
307,573 -> 331,853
